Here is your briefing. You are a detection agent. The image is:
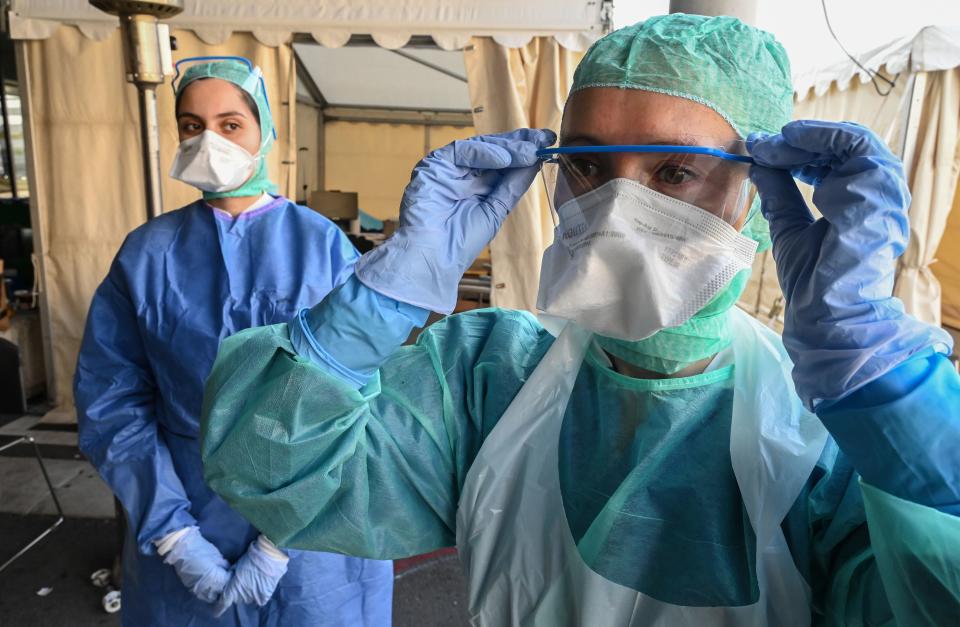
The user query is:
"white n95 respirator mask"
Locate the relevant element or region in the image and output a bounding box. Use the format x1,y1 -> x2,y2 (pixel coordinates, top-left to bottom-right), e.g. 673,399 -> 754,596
536,178 -> 758,341
169,130 -> 260,192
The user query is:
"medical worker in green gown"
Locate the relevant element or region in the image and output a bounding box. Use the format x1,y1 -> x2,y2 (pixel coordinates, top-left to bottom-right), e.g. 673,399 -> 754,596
201,15 -> 960,626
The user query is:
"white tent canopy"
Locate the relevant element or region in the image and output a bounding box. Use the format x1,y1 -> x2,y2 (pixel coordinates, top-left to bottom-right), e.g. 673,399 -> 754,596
294,44 -> 471,111
8,0 -> 608,50
615,0 -> 960,96
794,25 -> 960,99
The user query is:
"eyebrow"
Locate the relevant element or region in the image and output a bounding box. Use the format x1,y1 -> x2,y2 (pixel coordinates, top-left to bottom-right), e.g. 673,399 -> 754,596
176,111 -> 248,120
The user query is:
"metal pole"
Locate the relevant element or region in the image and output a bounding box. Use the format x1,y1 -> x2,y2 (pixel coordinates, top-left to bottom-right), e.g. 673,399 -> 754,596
898,72 -> 927,181
0,64 -> 17,199
892,71 -> 927,299
669,0 -> 758,23
137,86 -> 163,219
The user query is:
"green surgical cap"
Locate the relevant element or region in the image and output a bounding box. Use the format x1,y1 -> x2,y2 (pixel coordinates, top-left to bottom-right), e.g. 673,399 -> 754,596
572,14 -> 793,137
176,59 -> 277,200
572,13 -> 794,251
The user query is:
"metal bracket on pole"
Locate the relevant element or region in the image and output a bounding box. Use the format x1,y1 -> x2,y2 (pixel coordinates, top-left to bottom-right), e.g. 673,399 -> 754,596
600,1 -> 615,34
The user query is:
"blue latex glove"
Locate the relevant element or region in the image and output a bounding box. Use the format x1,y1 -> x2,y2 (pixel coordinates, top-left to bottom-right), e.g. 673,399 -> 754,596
161,526 -> 231,603
354,128 -> 556,313
214,535 -> 289,616
747,120 -> 952,409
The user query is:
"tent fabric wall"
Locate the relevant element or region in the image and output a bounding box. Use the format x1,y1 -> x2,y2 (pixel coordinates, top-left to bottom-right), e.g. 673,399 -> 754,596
893,68 -> 960,326
934,176 -> 960,329
323,121 -> 474,221
463,37 -> 579,311
20,26 -> 295,407
743,66 -> 912,327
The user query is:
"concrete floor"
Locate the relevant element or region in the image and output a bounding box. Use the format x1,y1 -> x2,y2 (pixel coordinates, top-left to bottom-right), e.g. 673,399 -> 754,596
0,514 -> 470,626
0,413 -> 470,626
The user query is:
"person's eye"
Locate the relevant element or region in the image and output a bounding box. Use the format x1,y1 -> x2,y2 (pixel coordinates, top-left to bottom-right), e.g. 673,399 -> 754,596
181,122 -> 202,133
562,158 -> 601,180
224,122 -> 241,131
655,164 -> 698,185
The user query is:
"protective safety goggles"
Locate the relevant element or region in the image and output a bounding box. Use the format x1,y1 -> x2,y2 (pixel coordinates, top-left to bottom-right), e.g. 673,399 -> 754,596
171,55 -> 277,141
536,138 -> 756,227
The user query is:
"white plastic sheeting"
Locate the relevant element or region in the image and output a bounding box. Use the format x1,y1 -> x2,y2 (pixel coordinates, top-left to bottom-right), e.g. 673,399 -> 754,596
8,0 -> 607,50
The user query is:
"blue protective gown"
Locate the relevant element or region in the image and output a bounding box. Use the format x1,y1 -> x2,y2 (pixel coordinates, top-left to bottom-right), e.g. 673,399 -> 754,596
75,198 -> 394,627
202,278 -> 960,626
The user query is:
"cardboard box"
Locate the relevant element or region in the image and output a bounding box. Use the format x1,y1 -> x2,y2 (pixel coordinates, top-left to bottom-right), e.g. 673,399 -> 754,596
310,190 -> 359,221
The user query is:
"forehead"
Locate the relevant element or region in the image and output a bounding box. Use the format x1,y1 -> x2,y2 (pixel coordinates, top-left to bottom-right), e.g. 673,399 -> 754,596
560,88 -> 739,146
177,78 -> 248,110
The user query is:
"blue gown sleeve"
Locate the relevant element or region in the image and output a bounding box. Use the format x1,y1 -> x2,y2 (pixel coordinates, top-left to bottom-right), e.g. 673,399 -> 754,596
785,350 -> 960,625
819,349 -> 960,513
289,276 -> 429,387
330,226 -> 362,288
201,288 -> 551,559
75,258 -> 197,554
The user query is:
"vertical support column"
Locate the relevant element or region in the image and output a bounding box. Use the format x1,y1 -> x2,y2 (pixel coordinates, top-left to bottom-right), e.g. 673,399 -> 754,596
137,86 -> 163,219
669,0 -> 758,23
0,64 -> 17,199
317,107 -> 325,192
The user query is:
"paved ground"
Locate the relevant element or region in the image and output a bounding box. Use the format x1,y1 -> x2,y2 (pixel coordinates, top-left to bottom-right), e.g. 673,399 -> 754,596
0,514 -> 470,626
0,412 -> 469,626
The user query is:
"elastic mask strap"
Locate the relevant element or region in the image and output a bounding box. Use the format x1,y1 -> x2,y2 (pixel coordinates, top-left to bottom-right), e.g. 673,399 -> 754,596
540,172 -> 560,228
722,179 -> 754,227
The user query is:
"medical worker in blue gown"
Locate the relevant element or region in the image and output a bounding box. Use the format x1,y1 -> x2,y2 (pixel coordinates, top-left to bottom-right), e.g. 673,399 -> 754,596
202,17 -> 960,627
74,58 -> 393,626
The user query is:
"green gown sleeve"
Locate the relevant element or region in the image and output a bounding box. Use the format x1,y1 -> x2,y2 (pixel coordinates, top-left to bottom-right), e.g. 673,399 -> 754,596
201,308 -> 551,559
799,474 -> 960,627
783,443 -> 894,626
785,352 -> 960,626
858,481 -> 960,625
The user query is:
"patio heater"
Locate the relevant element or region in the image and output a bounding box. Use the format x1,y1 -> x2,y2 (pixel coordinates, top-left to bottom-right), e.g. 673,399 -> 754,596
88,0 -> 183,220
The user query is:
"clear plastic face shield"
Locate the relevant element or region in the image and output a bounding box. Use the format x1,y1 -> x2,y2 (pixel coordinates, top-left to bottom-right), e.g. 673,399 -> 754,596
537,137 -> 756,228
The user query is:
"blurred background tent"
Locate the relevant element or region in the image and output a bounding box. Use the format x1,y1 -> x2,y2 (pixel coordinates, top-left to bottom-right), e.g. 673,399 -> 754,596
2,0 -> 959,419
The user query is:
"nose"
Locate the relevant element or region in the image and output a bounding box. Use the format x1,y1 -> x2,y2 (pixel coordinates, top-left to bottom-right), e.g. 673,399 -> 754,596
604,153 -> 653,184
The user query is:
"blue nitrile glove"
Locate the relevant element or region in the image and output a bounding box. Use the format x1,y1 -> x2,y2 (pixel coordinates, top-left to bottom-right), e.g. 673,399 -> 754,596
161,526 -> 231,603
747,120 -> 952,410
354,128 -> 556,314
214,535 -> 289,616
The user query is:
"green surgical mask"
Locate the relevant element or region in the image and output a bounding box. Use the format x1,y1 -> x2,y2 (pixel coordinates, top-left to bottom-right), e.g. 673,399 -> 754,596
202,157 -> 278,201
596,269 -> 752,374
